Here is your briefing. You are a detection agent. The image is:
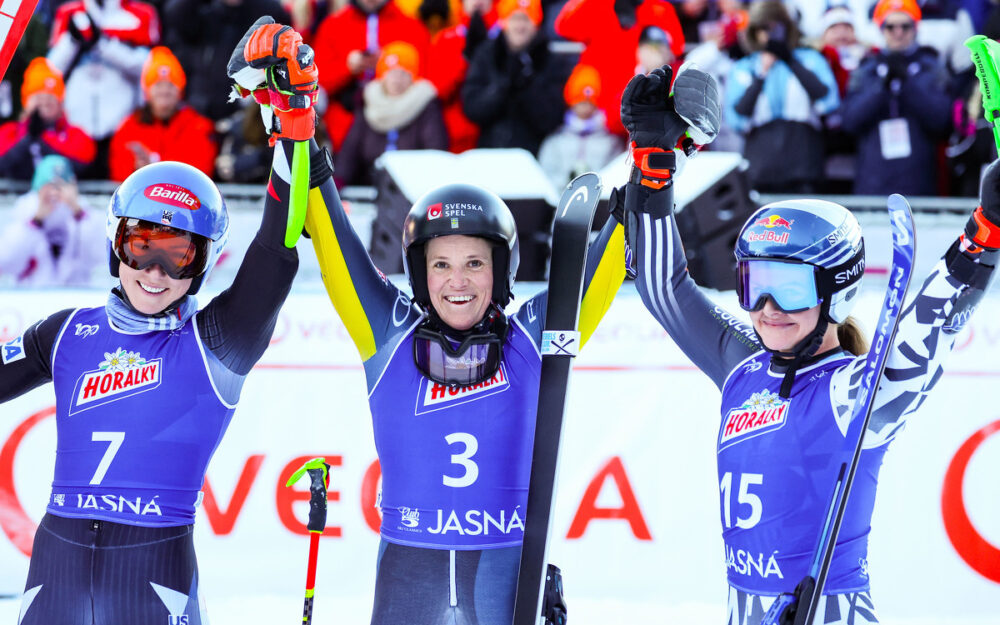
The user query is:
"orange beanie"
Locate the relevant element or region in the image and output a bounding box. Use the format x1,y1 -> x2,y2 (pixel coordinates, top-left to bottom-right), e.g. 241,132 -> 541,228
497,0 -> 542,26
564,64 -> 600,107
141,46 -> 187,96
376,41 -> 421,80
873,0 -> 921,26
21,58 -> 64,108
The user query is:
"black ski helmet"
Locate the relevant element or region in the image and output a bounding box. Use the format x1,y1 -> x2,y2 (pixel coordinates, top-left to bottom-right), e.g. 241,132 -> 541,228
402,183 -> 520,308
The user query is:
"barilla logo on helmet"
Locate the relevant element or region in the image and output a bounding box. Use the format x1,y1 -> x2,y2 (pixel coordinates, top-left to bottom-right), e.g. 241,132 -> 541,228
754,214 -> 794,229
71,347 -> 161,415
428,203 -> 443,219
144,183 -> 201,210
719,389 -> 789,449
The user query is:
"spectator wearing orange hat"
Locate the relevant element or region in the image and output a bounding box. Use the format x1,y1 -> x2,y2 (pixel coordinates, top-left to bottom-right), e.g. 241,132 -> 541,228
839,0 -> 951,195
334,41 -> 448,186
108,47 -> 218,182
555,0 -> 685,136
0,58 -> 96,181
462,0 -> 571,154
311,0 -> 431,150
537,63 -> 623,189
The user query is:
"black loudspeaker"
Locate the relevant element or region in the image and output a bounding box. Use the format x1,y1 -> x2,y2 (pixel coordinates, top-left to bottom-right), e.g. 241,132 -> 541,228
671,153 -> 758,290
369,150 -> 558,280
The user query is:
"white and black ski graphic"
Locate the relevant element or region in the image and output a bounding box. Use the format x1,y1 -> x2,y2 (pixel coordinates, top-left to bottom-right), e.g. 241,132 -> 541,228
512,172 -> 603,625
763,193 -> 916,625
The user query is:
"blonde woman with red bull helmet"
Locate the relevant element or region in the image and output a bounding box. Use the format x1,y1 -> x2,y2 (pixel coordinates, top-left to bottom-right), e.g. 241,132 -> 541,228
623,62 -> 1000,624
0,21 -> 317,624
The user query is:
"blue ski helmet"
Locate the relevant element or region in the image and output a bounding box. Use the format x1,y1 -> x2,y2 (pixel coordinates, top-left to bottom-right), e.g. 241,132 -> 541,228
106,161 -> 229,295
402,183 -> 520,308
735,199 -> 865,324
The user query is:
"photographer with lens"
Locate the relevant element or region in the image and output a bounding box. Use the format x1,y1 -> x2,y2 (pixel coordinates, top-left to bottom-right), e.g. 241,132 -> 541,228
723,0 -> 839,193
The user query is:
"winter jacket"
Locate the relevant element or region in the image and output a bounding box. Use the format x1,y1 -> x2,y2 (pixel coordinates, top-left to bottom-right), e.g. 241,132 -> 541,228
334,79 -> 448,186
163,0 -> 290,122
537,111 -> 623,190
725,48 -> 840,192
0,192 -> 105,287
0,116 -> 96,180
109,105 -> 218,182
840,46 -> 952,196
312,0 -> 430,148
555,0 -> 685,136
426,21 -> 480,153
461,33 -> 569,156
46,0 -> 160,140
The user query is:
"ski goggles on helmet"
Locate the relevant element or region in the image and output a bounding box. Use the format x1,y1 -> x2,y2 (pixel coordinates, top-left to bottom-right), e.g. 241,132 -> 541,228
737,259 -> 821,313
413,308 -> 507,387
114,218 -> 211,280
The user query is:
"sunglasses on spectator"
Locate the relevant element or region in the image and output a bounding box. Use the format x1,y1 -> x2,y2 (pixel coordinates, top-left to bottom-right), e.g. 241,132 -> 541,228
881,22 -> 914,32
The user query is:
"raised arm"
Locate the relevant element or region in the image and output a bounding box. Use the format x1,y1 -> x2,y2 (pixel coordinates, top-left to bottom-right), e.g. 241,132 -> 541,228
623,64 -> 759,389
0,310 -> 74,403
834,168 -> 1000,446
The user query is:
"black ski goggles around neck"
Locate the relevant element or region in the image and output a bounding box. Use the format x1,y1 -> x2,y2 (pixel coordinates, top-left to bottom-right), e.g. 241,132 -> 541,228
413,307 -> 508,387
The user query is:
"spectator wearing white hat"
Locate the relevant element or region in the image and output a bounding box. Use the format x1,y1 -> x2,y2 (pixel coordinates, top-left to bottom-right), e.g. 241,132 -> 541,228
0,155 -> 104,286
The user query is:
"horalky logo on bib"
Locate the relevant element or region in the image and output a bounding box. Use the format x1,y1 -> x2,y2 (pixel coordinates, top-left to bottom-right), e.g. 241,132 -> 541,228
414,364 -> 510,415
69,347 -> 162,415
719,389 -> 789,450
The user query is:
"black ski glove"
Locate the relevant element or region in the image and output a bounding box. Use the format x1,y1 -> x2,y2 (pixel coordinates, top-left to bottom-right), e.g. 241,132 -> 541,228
885,53 -> 909,82
968,159 -> 1000,250
27,109 -> 46,138
765,38 -> 793,63
464,10 -> 488,60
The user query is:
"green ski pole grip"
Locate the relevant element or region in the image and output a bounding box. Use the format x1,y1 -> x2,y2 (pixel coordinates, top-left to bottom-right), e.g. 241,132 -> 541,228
966,34 -> 1000,153
286,140 -> 310,248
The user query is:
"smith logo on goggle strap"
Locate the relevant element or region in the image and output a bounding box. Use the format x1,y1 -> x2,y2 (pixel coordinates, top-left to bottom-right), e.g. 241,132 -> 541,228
144,183 -> 201,210
719,389 -> 789,449
414,364 -> 510,415
70,348 -> 162,414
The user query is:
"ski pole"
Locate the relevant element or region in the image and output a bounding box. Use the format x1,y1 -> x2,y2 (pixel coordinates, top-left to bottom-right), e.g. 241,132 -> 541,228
285,457 -> 331,625
966,34 -> 1000,154
0,0 -> 41,81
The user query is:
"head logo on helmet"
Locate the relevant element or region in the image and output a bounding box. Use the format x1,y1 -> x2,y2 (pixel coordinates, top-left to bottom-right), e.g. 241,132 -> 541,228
143,183 -> 202,210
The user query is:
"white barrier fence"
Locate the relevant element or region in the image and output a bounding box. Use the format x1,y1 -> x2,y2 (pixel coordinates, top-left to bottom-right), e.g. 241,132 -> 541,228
1,286 -> 1000,623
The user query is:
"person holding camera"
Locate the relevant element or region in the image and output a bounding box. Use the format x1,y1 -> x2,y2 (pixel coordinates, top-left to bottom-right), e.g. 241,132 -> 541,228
723,0 -> 839,193
840,0 -> 951,197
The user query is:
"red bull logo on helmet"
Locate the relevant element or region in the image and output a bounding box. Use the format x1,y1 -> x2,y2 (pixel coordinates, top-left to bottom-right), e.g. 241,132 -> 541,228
755,214 -> 794,229
71,347 -> 162,415
144,183 -> 201,211
719,389 -> 789,449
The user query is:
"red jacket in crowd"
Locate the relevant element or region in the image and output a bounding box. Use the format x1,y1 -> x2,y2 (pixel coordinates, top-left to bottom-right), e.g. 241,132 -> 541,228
109,107 -> 217,182
312,0 -> 430,148
0,116 -> 96,178
555,0 -> 684,135
425,9 -> 496,153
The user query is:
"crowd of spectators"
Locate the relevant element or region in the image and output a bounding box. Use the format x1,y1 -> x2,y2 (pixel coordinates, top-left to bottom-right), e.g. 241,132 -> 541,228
1,0 -> 999,286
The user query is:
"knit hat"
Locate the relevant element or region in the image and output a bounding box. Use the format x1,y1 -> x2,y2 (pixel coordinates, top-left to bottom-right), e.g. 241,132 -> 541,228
638,25 -> 671,48
376,41 -> 421,80
21,58 -> 65,108
497,0 -> 542,26
822,6 -> 854,31
564,64 -> 600,107
873,0 -> 921,27
31,155 -> 75,191
141,46 -> 187,96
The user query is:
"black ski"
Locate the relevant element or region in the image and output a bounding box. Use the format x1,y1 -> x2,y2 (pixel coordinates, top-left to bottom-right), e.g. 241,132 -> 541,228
763,193 -> 916,625
512,172 -> 603,625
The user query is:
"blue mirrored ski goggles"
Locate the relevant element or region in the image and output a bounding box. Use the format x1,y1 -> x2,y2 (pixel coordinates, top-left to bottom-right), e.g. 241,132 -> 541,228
737,260 -> 821,313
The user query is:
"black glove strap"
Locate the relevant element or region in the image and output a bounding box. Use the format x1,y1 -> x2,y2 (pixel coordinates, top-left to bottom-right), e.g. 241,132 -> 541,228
310,146 -> 333,188
944,238 -> 996,289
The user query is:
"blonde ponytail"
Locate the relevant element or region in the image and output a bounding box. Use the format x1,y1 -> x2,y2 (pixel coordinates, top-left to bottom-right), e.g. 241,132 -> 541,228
837,316 -> 869,356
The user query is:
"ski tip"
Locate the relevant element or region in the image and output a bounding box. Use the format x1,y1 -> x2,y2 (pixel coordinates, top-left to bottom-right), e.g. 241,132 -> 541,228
568,172 -> 601,190
886,193 -> 912,212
